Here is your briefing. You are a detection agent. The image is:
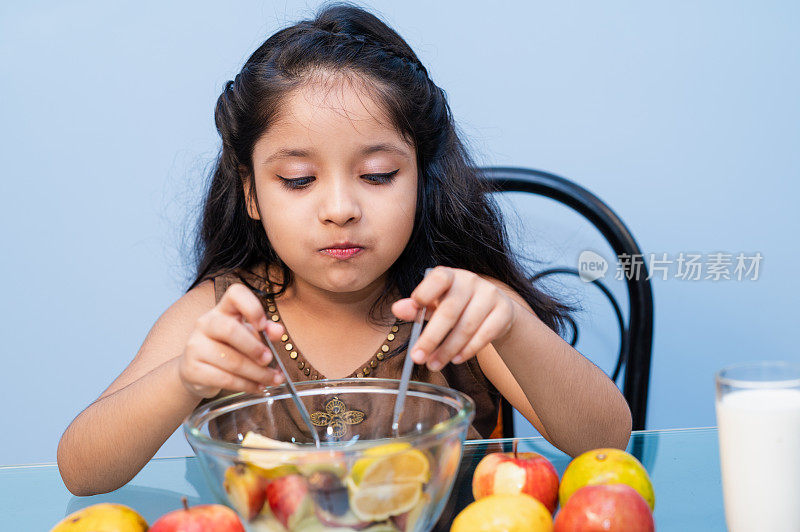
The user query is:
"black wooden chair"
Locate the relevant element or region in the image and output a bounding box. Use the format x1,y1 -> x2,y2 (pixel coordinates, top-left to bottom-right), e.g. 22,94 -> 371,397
481,166 -> 654,435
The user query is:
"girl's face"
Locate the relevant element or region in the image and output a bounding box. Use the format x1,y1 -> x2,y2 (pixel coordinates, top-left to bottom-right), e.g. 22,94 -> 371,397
246,74 -> 417,296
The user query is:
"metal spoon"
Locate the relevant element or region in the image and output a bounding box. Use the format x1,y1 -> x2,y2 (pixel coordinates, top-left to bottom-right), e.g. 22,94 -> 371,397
259,328 -> 322,447
391,268 -> 433,436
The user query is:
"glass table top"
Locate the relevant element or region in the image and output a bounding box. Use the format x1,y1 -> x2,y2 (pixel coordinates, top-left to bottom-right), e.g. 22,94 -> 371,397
0,427 -> 723,531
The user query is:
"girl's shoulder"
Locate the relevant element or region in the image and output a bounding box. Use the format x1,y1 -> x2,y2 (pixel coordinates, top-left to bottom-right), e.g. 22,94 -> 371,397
168,266 -> 258,320
162,278 -> 217,331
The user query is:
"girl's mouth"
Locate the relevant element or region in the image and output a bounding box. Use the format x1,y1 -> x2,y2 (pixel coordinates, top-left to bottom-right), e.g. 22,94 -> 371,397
320,247 -> 363,259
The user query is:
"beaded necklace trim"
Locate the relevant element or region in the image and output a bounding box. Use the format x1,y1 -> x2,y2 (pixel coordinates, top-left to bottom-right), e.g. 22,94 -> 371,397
265,298 -> 401,380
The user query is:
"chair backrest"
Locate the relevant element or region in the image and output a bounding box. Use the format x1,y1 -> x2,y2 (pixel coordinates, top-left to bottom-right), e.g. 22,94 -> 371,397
481,166 -> 654,435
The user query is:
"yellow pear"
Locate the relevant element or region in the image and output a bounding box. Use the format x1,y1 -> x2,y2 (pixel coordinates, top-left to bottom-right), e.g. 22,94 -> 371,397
451,494 -> 552,532
50,503 -> 148,532
559,448 -> 655,510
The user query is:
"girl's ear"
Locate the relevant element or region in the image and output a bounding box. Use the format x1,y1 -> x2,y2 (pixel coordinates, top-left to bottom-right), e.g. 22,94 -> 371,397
239,165 -> 261,221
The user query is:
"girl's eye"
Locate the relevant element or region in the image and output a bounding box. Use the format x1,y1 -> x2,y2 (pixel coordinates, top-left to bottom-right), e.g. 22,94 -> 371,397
276,170 -> 399,190
362,169 -> 400,184
276,175 -> 314,190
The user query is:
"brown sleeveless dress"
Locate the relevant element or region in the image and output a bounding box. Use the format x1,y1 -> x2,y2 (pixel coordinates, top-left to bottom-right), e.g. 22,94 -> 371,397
206,268 -> 503,440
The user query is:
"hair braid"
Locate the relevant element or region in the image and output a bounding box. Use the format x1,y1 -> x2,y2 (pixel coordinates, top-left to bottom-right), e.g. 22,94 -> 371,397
315,28 -> 430,78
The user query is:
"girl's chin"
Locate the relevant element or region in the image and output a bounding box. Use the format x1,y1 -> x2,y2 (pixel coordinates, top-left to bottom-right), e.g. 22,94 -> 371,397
285,261 -> 388,294
318,268 -> 385,293
323,275 -> 378,293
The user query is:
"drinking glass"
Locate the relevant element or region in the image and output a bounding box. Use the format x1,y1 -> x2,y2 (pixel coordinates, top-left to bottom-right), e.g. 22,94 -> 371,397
715,361 -> 800,531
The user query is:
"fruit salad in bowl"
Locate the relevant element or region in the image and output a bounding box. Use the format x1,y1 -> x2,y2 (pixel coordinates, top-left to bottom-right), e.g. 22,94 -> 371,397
183,378 -> 475,532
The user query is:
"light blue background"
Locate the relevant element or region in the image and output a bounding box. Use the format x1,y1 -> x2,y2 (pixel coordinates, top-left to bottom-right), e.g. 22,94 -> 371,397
1,1 -> 798,466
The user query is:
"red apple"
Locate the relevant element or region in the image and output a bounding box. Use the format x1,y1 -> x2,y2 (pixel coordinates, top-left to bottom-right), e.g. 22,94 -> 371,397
553,484 -> 654,532
472,440 -> 559,513
266,473 -> 312,529
150,497 -> 245,532
224,464 -> 269,521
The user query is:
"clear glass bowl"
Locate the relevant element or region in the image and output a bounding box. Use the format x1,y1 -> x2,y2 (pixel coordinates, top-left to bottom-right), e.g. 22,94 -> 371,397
184,378 -> 475,532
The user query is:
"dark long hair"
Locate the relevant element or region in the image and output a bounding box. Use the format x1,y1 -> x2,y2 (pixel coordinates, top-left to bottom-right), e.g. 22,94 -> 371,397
188,2 -> 570,334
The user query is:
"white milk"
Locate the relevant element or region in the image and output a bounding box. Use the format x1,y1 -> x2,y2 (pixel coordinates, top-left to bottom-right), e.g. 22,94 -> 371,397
716,388 -> 800,531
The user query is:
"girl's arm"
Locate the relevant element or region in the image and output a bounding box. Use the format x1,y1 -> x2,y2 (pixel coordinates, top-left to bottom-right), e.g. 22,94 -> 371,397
393,267 -> 631,457
476,285 -> 632,456
57,281 -> 284,495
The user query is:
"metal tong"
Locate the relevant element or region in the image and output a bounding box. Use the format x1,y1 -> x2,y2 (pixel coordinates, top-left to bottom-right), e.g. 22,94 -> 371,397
391,268 -> 433,436
259,328 -> 321,448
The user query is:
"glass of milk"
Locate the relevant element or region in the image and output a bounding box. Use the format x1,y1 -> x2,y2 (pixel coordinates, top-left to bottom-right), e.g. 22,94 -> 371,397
715,361 -> 800,532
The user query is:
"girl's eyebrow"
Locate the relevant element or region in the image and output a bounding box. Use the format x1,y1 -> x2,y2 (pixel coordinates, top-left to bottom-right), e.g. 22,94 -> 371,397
263,142 -> 411,165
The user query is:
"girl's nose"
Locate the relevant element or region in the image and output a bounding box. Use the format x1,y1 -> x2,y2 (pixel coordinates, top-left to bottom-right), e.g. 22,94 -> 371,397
318,178 -> 362,226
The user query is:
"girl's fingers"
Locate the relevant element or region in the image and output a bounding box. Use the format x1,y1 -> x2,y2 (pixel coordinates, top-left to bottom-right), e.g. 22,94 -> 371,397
217,283 -> 271,331
242,319 -> 285,349
391,298 -> 421,322
203,312 -> 273,364
198,338 -> 283,386
452,305 -> 513,363
425,293 -> 496,369
410,267 -> 455,310
392,268 -> 446,321
193,360 -> 266,395
412,286 -> 472,368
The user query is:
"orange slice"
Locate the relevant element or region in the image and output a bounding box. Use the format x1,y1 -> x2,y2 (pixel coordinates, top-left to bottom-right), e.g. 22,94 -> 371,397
349,443 -> 430,486
347,480 -> 423,521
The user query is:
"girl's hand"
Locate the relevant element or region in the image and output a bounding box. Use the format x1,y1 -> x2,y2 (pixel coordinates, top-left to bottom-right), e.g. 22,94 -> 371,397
391,266 -> 518,371
178,283 -> 285,398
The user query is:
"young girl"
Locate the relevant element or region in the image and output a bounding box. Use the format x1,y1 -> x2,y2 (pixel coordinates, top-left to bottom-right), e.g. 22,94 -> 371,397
57,2 -> 631,496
